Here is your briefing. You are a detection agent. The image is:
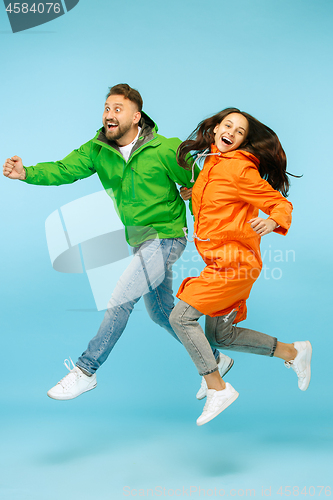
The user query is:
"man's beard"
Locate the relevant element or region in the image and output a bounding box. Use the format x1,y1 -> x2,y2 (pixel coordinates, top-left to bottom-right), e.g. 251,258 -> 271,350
104,120 -> 133,142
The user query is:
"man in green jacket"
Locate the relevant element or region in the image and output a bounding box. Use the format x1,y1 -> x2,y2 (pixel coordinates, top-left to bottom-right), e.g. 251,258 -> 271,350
3,83 -> 232,401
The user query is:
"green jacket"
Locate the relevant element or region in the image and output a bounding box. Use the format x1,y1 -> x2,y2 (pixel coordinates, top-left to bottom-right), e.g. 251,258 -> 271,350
23,113 -> 196,246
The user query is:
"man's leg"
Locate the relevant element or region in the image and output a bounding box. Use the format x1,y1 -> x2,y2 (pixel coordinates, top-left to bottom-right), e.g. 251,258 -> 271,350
47,238 -> 179,400
143,237 -> 219,354
142,237 -> 185,341
76,237 -> 176,374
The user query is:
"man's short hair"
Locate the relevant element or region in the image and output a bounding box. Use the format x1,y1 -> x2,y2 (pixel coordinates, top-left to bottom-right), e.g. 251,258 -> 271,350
106,84 -> 143,112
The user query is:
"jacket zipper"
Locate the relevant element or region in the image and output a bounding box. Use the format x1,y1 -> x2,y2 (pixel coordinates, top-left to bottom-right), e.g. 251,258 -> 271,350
99,137 -> 158,201
127,141 -> 157,200
131,167 -> 135,199
195,167 -> 213,235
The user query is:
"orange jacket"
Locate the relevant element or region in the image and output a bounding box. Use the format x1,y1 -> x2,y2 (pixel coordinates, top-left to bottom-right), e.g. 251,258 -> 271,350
177,146 -> 293,321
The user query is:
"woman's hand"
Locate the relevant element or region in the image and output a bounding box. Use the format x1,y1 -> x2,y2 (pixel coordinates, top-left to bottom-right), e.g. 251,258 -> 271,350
180,186 -> 192,201
248,217 -> 278,236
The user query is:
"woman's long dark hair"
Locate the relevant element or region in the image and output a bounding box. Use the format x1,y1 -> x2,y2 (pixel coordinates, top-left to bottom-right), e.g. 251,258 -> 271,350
177,108 -> 295,197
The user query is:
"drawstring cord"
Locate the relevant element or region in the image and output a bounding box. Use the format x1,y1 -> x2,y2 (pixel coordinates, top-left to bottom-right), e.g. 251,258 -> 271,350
190,148 -> 221,183
185,148 -> 221,241
193,232 -> 210,242
182,227 -> 210,242
183,227 -> 193,242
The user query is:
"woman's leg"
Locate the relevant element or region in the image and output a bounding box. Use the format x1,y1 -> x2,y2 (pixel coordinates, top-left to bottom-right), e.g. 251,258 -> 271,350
274,342 -> 297,361
169,300 -> 219,377
206,315 -> 311,390
206,314 -> 278,356
169,300 -> 239,425
143,237 -> 220,361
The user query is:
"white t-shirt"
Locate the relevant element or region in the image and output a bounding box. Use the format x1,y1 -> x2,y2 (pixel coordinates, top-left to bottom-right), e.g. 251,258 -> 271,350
118,127 -> 142,162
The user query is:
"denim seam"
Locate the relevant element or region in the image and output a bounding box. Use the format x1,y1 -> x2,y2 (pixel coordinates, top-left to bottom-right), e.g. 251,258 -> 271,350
215,340 -> 274,355
136,238 -> 182,299
84,239 -> 171,367
151,285 -> 171,323
165,238 -> 177,265
97,307 -> 122,356
200,367 -> 218,377
138,239 -> 164,268
78,238 -> 185,372
270,337 -> 278,357
151,238 -> 182,322
93,271 -> 142,364
108,240 -> 162,309
76,362 -> 94,375
178,303 -> 214,375
166,238 -> 187,266
216,326 -> 275,356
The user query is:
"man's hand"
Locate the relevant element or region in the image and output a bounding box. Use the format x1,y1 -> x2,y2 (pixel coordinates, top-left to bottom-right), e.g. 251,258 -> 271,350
180,186 -> 192,201
3,156 -> 26,180
248,217 -> 278,236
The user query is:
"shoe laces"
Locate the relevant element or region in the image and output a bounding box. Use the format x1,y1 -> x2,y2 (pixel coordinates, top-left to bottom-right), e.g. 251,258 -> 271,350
59,358 -> 82,389
284,359 -> 305,381
202,391 -> 218,415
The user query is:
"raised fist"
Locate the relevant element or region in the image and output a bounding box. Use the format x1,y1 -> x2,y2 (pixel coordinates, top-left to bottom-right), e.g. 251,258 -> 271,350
3,156 -> 26,180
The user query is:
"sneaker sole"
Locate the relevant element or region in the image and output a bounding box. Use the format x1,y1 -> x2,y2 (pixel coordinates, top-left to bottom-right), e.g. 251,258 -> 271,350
47,382 -> 97,401
299,341 -> 312,391
197,390 -> 239,426
196,359 -> 235,401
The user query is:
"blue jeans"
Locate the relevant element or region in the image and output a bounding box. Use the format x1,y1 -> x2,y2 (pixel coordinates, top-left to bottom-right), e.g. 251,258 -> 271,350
77,237 -> 220,374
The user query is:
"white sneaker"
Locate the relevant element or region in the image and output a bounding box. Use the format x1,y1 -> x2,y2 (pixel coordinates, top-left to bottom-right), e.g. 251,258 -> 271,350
196,383 -> 239,426
284,341 -> 312,391
47,358 -> 97,400
196,355 -> 234,400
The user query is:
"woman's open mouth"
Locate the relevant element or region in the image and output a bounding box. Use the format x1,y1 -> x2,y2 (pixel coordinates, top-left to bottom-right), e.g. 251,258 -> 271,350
221,136 -> 233,145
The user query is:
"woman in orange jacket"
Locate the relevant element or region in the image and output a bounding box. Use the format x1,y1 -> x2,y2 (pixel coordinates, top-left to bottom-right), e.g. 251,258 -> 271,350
169,108 -> 312,426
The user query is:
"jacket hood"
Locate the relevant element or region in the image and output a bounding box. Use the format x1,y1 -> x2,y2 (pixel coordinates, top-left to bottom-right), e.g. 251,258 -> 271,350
223,149 -> 260,167
139,111 -> 157,133
190,145 -> 260,183
210,144 -> 260,167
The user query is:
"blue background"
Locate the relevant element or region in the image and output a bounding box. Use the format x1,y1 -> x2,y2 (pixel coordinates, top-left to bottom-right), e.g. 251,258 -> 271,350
1,0 -> 332,498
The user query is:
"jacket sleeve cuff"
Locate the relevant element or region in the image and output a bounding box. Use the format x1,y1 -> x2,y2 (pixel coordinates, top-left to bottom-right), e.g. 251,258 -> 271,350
19,167 -> 28,182
269,217 -> 290,235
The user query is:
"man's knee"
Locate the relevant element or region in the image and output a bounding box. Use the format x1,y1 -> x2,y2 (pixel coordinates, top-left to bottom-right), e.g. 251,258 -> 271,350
169,305 -> 180,331
146,307 -> 166,327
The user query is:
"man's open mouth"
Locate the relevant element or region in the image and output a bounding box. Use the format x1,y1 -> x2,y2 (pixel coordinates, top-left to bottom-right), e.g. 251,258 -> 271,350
222,136 -> 233,145
107,122 -> 119,130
